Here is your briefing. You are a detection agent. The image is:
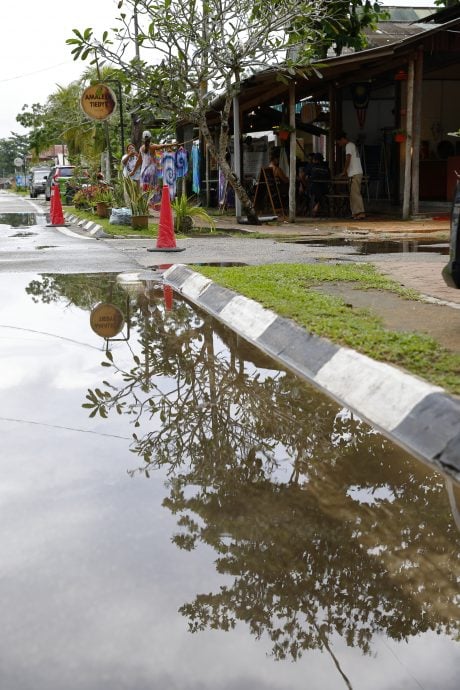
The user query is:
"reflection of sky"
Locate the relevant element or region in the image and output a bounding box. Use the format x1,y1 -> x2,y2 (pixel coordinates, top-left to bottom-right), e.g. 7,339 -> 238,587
0,274 -> 459,689
347,484 -> 396,506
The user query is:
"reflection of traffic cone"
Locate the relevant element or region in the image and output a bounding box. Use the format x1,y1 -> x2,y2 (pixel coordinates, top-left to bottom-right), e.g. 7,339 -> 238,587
163,285 -> 173,311
147,184 -> 185,253
47,184 -> 67,226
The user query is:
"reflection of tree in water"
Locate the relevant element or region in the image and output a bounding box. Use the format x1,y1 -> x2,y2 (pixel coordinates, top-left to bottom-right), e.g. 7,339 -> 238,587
25,273 -> 128,310
81,282 -> 460,670
168,455 -> 460,663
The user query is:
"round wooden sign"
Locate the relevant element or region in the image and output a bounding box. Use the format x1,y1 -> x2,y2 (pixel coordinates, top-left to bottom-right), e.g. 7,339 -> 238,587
90,303 -> 125,338
80,84 -> 116,121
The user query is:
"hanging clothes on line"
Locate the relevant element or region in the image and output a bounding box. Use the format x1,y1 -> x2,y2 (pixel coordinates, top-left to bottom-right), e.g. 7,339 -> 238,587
175,147 -> 188,178
154,149 -> 163,179
191,143 -> 200,194
161,150 -> 177,199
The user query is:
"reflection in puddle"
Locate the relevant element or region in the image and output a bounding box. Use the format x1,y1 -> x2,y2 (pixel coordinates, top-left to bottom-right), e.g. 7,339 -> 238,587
0,272 -> 459,689
0,212 -> 41,227
290,238 -> 450,255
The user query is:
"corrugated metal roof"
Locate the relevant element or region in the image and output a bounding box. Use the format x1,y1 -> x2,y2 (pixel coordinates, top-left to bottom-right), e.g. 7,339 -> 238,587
364,21 -> 431,49
383,7 -> 436,22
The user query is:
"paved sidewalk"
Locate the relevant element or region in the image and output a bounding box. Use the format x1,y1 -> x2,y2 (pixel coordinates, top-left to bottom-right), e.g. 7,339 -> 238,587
209,211 -> 451,239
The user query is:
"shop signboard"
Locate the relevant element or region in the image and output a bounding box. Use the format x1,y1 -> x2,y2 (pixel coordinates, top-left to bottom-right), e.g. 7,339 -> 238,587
80,84 -> 116,121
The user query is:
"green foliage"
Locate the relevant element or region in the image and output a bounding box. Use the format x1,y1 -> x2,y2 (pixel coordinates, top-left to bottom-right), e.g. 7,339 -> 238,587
0,135 -> 29,175
93,185 -> 114,204
69,206 -> 157,237
16,66 -> 128,164
122,175 -> 154,215
314,1 -> 389,57
172,194 -> 215,232
111,171 -> 126,208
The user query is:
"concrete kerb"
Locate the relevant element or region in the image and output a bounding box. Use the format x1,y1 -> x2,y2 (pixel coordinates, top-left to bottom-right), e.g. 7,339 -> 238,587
163,264 -> 460,480
64,212 -> 109,238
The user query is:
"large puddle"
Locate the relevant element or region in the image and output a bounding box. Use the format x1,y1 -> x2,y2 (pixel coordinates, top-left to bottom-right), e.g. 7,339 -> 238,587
290,238 -> 450,255
0,272 -> 459,690
0,212 -> 43,228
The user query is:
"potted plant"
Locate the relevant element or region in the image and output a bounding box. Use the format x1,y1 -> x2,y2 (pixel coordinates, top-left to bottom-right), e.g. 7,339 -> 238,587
122,175 -> 154,229
393,129 -> 407,143
171,194 -> 215,233
93,186 -> 114,217
273,124 -> 295,141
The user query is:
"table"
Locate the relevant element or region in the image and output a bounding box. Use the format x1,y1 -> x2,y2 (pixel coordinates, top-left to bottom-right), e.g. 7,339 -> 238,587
326,178 -> 350,217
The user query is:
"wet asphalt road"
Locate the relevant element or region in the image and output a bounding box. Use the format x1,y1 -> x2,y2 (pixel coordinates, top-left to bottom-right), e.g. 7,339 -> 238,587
0,192 -> 141,274
0,191 -> 451,282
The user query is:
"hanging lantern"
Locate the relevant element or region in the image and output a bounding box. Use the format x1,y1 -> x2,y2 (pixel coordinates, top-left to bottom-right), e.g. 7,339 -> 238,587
394,69 -> 408,81
350,82 -> 371,129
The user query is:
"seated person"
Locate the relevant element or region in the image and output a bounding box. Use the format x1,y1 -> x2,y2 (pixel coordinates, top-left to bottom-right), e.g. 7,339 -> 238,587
309,152 -> 331,216
268,155 -> 289,184
297,165 -> 311,215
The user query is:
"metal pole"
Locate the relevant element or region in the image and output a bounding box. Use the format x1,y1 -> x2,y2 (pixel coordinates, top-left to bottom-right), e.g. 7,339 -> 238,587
118,82 -> 125,153
134,1 -> 140,60
106,79 -> 125,154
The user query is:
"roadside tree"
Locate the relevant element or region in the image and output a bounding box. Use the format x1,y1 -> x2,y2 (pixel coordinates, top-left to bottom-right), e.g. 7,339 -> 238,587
0,134 -> 30,176
67,0 -> 335,224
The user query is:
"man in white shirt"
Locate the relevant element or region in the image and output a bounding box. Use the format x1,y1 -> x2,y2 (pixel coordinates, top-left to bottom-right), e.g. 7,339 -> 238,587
336,131 -> 365,220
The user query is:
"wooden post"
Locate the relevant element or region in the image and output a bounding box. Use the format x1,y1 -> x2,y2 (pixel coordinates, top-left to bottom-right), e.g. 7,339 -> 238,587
328,83 -> 336,174
403,58 -> 415,220
411,47 -> 423,216
288,82 -> 296,222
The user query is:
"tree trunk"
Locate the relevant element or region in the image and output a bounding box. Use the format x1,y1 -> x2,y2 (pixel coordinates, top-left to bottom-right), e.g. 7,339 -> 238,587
199,113 -> 260,225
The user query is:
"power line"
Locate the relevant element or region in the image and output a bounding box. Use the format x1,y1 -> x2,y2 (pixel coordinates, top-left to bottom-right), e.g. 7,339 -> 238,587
0,62 -> 73,84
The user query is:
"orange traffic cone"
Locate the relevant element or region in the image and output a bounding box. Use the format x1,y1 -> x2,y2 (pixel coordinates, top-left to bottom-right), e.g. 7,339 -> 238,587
147,184 -> 185,253
49,183 -> 55,218
47,183 -> 67,227
163,285 -> 174,311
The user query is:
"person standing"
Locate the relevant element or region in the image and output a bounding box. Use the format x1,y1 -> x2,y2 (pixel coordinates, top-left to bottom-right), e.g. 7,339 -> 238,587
121,143 -> 140,183
131,130 -> 162,195
336,131 -> 365,220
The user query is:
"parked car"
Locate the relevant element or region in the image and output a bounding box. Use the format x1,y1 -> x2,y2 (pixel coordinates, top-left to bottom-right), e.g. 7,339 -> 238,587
29,168 -> 50,198
44,165 -> 77,201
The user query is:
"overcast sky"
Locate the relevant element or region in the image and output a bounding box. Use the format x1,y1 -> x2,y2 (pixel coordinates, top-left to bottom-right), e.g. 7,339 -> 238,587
0,0 -> 119,139
0,0 -> 438,140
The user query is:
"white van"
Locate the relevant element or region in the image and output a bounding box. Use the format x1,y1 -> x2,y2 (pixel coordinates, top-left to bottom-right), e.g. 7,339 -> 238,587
29,169 -> 50,198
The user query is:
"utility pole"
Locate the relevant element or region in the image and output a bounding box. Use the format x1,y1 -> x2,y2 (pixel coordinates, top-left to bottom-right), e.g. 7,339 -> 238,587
134,1 -> 140,60
94,50 -> 114,182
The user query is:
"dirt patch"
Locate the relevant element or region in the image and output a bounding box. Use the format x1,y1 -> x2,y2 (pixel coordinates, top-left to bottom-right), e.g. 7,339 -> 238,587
313,284 -> 460,354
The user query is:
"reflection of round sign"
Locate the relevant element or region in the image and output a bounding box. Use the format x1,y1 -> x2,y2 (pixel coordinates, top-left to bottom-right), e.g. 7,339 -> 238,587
90,303 -> 125,338
14,157 -> 23,167
80,83 -> 116,121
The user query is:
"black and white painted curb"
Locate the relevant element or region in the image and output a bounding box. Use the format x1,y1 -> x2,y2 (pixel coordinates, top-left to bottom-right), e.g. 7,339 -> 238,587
163,264 -> 460,479
64,212 -> 108,238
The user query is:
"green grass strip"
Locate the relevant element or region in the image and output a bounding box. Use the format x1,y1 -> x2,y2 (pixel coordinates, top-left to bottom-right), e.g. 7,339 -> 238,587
195,263 -> 460,395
